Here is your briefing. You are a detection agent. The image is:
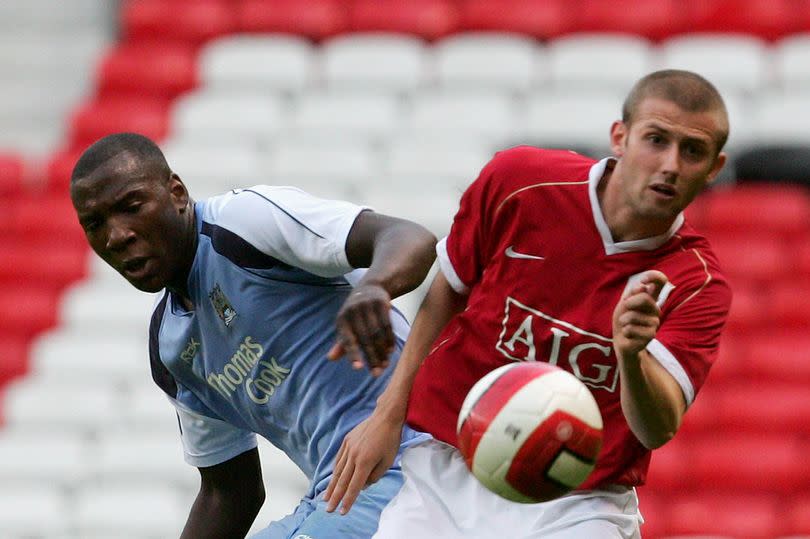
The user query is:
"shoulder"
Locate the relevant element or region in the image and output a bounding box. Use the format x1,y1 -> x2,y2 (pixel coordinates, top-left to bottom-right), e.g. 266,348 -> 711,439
484,146 -> 596,183
666,227 -> 733,311
199,185 -> 310,224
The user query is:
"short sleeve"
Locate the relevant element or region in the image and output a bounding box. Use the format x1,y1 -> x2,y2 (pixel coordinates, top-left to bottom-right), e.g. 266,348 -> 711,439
645,277 -> 732,407
212,185 -> 371,277
170,398 -> 258,468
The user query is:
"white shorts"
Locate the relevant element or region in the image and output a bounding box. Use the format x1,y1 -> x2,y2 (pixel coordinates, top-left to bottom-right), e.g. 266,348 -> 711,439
373,439 -> 643,539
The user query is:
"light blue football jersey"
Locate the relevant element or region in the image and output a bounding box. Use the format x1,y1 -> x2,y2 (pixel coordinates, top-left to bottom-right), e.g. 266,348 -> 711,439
148,186 -> 429,497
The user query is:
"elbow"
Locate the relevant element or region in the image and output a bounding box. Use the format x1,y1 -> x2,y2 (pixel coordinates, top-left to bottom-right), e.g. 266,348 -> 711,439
639,430 -> 676,450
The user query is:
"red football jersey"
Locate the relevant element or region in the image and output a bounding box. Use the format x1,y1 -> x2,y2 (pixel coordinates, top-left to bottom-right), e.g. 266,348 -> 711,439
407,146 -> 732,488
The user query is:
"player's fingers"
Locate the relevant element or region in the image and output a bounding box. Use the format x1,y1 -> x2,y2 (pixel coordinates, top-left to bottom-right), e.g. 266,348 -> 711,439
618,311 -> 659,329
641,270 -> 668,298
338,464 -> 373,515
325,459 -> 356,513
324,443 -> 348,504
326,342 -> 344,361
622,293 -> 661,315
336,319 -> 364,368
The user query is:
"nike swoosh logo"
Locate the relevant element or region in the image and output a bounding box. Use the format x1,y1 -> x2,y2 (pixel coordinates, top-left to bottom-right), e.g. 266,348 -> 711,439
504,245 -> 545,260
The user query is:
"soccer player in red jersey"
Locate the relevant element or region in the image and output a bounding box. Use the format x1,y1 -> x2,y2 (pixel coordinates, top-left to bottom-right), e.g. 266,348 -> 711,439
325,70 -> 733,538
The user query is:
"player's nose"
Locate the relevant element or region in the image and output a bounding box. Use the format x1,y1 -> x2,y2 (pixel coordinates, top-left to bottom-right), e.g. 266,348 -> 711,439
105,220 -> 135,252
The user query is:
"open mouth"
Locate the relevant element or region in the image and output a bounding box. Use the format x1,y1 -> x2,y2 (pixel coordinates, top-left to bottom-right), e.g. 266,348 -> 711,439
122,257 -> 150,276
650,184 -> 677,197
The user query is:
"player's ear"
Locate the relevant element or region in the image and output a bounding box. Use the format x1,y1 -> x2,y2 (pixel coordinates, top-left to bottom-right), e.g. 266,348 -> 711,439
610,120 -> 627,158
168,173 -> 190,212
705,152 -> 727,186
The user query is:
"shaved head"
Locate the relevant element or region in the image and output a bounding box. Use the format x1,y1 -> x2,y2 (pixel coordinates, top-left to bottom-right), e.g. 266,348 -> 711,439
71,132 -> 171,184
622,70 -> 729,152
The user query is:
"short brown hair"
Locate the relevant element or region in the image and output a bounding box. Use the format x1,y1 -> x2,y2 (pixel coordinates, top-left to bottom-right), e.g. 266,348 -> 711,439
622,70 -> 729,152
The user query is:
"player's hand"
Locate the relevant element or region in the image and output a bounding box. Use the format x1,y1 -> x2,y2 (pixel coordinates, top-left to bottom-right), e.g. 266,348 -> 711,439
323,413 -> 402,515
327,283 -> 395,376
612,270 -> 668,359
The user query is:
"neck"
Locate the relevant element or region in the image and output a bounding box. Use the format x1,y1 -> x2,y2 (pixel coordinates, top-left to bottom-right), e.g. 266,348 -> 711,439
167,201 -> 197,309
598,161 -> 675,242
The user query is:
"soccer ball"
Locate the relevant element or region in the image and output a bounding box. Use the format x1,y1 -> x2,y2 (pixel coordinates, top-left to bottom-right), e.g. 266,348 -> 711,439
457,362 -> 603,503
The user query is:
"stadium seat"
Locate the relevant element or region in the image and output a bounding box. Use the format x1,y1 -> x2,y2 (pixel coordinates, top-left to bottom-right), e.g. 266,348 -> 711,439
666,492 -> 783,538
521,91 -> 622,153
787,494 -> 810,535
170,90 -> 287,147
382,140 -> 491,193
745,331 -> 810,384
659,34 -> 770,97
689,435 -> 808,493
198,34 -> 317,93
363,187 -> 458,237
0,0 -> 109,30
672,382 -> 720,440
286,91 -> 401,145
635,491 -> 669,539
58,279 -> 156,333
161,140 -> 264,198
264,141 -> 377,200
0,286 -> 59,340
684,0 -> 796,40
3,194 -> 86,247
734,145 -> 810,186
0,153 -> 23,197
349,0 -> 459,40
121,0 -> 235,46
0,240 -> 87,290
74,485 -> 188,537
774,34 -> 810,91
546,34 -> 654,95
28,331 -> 147,385
0,335 -> 28,389
696,184 -> 810,237
235,0 -> 349,40
752,93 -> 810,145
401,91 -> 518,147
708,234 -> 788,285
117,382 -> 184,436
0,486 -> 71,536
96,43 -> 198,100
432,33 -> 542,94
458,0 -> 574,39
770,283 -> 810,328
714,382 -> 810,436
643,435 -> 691,491
68,97 -> 171,151
0,430 -> 89,486
574,0 -> 687,40
321,34 -> 428,94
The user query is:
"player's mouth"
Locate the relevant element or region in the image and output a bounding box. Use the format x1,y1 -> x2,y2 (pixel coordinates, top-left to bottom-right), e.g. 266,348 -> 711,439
649,183 -> 677,199
121,257 -> 153,280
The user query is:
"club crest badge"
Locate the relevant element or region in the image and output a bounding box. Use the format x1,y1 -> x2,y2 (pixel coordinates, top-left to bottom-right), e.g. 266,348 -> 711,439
209,284 -> 237,327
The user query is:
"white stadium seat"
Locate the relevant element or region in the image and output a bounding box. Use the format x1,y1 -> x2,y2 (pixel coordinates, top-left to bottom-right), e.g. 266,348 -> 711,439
0,486 -> 71,536
0,430 -> 89,487
74,485 -> 188,537
751,92 -> 810,145
321,34 -> 428,94
199,34 -> 317,93
162,141 -> 266,198
521,91 -> 623,153
547,33 -> 654,94
382,140 -> 492,193
658,34 -> 771,97
286,91 -> 402,145
773,33 -> 810,91
170,90 -> 287,147
58,278 -> 156,333
115,383 -> 184,437
400,91 -> 519,147
431,32 -> 543,94
264,141 -> 379,200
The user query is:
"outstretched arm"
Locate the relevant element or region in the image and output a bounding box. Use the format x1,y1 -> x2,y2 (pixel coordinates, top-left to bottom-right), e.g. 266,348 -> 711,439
613,271 -> 686,449
180,448 -> 265,539
328,210 -> 436,374
324,271 -> 468,514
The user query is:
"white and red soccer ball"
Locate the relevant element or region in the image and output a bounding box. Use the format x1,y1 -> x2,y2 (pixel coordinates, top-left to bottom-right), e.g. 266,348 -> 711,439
457,362 -> 604,503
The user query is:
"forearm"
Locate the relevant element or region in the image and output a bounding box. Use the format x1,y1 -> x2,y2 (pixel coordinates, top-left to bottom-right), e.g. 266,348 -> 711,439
180,486 -> 263,539
376,272 -> 467,423
618,349 -> 686,450
356,219 -> 436,299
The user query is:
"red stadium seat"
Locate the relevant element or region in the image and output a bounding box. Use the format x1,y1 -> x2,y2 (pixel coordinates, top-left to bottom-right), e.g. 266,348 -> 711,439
236,0 -> 349,40
0,154 -> 24,198
666,491 -> 783,538
68,98 -> 171,151
121,0 -> 236,46
458,0 -> 574,39
684,0 -> 797,40
709,234 -> 790,285
745,331 -> 810,384
715,382 -> 810,435
45,149 -> 85,194
643,435 -> 692,491
0,286 -> 60,340
635,490 -> 669,538
349,0 -> 459,40
690,435 -> 808,493
787,492 -> 810,535
0,335 -> 29,389
0,240 -> 88,291
573,0 -> 687,41
722,283 -> 767,335
697,184 -> 810,239
97,43 -> 198,99
769,283 -> 810,328
675,383 -> 720,440
3,194 -> 87,248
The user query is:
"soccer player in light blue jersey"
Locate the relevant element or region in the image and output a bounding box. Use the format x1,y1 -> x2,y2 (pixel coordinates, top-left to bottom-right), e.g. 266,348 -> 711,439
70,133 -> 437,539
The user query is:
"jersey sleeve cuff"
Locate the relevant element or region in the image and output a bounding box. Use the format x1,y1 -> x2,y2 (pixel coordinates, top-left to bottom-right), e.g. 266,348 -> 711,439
436,237 -> 470,295
335,206 -> 373,269
645,338 -> 696,407
182,437 -> 258,468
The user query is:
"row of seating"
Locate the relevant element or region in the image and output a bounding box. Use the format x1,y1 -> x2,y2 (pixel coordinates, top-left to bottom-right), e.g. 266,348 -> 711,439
119,0 -> 810,42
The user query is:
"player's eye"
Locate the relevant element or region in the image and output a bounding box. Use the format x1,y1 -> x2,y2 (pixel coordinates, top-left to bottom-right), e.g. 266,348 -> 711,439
124,202 -> 143,213
647,134 -> 664,145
